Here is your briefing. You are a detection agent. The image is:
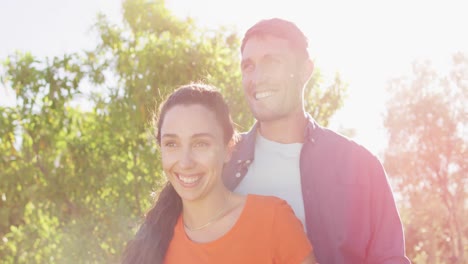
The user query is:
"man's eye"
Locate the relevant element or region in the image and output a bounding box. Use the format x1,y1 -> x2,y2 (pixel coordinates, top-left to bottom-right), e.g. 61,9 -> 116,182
264,57 -> 282,67
242,63 -> 254,72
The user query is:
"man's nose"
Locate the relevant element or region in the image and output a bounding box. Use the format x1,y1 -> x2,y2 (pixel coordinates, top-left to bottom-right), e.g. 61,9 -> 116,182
249,65 -> 270,86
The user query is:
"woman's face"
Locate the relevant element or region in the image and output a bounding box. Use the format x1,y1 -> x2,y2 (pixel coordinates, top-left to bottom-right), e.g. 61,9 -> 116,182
159,104 -> 231,202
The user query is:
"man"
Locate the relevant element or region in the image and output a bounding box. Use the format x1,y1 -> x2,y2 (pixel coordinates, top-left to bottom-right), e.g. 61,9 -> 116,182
222,18 -> 411,263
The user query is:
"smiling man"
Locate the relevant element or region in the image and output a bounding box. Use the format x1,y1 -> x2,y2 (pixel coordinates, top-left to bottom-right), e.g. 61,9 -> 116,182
223,18 -> 411,264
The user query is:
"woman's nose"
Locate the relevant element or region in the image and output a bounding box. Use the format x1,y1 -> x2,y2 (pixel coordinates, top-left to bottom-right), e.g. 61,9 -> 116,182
178,148 -> 195,169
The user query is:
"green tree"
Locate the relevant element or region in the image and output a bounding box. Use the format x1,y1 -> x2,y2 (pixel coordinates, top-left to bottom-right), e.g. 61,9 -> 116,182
383,52 -> 467,263
0,0 -> 347,263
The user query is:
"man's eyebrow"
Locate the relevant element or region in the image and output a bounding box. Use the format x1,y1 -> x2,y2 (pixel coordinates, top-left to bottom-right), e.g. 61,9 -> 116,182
263,53 -> 283,60
161,133 -> 177,139
241,54 -> 282,65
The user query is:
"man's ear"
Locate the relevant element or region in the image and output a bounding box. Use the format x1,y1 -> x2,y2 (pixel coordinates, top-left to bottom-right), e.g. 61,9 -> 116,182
301,58 -> 314,84
224,139 -> 235,163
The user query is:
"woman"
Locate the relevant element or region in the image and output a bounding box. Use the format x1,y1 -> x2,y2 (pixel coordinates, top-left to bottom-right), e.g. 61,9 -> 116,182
122,83 -> 316,264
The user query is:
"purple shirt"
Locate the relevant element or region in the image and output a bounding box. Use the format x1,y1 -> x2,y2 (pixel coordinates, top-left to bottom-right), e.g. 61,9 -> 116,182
222,115 -> 411,264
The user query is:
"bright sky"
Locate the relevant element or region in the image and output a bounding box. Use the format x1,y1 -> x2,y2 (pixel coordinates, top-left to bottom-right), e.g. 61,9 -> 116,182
1,0 -> 467,155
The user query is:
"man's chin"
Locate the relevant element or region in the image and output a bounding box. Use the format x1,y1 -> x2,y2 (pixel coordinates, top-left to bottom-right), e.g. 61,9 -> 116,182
252,112 -> 280,123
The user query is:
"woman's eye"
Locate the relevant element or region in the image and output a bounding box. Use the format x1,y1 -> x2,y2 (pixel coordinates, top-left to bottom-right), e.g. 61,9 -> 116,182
194,141 -> 210,148
163,142 -> 177,148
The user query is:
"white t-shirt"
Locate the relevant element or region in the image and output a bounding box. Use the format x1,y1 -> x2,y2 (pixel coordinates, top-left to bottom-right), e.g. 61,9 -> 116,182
234,132 -> 307,231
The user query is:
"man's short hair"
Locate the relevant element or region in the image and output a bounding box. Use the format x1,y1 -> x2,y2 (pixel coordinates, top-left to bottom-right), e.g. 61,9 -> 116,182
241,18 -> 310,61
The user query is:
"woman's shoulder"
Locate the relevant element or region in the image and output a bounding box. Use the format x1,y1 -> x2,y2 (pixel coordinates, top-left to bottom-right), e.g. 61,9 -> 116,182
244,195 -> 305,236
246,194 -> 291,213
248,194 -> 285,202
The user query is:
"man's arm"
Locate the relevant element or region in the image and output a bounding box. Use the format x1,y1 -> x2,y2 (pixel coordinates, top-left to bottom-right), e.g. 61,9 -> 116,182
367,155 -> 411,263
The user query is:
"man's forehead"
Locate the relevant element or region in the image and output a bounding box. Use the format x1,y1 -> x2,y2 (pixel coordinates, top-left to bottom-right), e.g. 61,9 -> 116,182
241,35 -> 292,58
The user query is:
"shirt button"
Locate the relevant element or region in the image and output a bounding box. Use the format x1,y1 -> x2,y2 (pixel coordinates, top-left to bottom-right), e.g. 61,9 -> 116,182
235,172 -> 241,178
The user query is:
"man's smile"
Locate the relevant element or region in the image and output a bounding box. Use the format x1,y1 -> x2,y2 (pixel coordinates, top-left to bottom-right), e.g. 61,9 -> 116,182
254,90 -> 274,100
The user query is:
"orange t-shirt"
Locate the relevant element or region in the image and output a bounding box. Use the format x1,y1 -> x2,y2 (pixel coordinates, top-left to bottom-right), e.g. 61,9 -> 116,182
164,194 -> 312,264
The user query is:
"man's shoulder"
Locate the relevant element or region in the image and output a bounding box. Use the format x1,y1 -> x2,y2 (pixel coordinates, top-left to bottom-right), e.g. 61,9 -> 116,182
231,127 -> 257,155
309,122 -> 380,164
317,125 -> 371,150
236,129 -> 255,143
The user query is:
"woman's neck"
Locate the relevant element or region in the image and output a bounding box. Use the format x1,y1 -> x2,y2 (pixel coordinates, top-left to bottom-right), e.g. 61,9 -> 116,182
182,192 -> 246,243
182,188 -> 231,231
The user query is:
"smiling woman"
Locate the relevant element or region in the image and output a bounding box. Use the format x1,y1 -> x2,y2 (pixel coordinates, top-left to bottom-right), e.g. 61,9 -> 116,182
121,83 -> 316,264
160,104 -> 231,203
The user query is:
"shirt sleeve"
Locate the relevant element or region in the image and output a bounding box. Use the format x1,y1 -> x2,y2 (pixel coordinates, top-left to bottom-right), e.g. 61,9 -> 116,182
367,156 -> 411,263
272,199 -> 313,264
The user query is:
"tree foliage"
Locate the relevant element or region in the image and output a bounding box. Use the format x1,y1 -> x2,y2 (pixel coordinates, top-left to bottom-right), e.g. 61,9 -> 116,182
383,52 -> 467,263
0,0 -> 346,263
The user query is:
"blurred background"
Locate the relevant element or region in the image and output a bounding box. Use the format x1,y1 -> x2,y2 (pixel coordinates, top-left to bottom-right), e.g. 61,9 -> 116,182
0,0 -> 466,263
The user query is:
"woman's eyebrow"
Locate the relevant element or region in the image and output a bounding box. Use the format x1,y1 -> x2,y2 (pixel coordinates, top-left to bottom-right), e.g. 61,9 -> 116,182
192,133 -> 215,139
161,133 -> 215,139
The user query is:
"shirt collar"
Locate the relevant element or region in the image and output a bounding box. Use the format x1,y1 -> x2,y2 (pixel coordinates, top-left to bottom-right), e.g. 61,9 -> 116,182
236,114 -> 319,163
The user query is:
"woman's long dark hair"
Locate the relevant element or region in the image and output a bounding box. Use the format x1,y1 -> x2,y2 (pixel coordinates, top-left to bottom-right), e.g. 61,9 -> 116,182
121,83 -> 235,264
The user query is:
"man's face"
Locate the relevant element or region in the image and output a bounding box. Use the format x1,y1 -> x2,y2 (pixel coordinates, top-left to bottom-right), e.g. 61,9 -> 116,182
241,35 -> 304,123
